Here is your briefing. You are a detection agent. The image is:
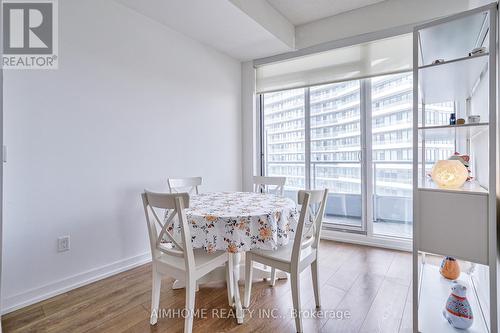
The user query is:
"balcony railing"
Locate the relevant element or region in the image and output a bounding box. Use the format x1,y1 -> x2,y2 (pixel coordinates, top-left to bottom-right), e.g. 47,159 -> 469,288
267,160 -> 413,225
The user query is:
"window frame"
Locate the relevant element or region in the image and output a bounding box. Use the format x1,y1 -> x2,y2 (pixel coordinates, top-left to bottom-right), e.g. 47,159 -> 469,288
258,72 -> 416,239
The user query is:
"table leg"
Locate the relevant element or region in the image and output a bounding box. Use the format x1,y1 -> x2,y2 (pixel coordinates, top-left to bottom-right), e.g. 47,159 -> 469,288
171,255 -> 288,290
231,252 -> 244,324
172,280 -> 199,291
226,257 -> 234,307
250,263 -> 288,281
172,279 -> 185,289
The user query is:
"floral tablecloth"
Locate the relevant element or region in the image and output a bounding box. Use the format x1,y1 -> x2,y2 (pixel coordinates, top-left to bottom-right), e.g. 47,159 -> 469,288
169,192 -> 299,253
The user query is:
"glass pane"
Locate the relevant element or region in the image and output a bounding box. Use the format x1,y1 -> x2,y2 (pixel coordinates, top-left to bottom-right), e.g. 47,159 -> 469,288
262,88 -> 306,200
310,80 -> 363,228
423,102 -> 455,176
371,73 -> 413,238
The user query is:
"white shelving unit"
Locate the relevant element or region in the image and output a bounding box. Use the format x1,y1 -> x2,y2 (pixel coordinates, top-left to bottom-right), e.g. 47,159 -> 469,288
413,3 -> 498,333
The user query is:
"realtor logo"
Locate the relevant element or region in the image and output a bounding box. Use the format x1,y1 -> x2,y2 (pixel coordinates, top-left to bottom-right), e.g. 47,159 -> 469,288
2,0 -> 58,69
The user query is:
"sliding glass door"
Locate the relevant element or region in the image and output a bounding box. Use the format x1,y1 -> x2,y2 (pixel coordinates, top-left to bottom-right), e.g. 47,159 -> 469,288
370,73 -> 413,238
261,88 -> 306,200
260,73 -> 415,239
309,81 -> 364,230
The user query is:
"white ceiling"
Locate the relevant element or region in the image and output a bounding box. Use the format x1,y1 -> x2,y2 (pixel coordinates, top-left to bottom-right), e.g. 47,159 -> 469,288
115,0 -> 394,61
266,0 -> 388,25
115,0 -> 294,61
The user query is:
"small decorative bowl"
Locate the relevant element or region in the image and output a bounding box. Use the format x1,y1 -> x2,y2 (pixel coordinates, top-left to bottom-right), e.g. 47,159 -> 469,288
468,115 -> 481,124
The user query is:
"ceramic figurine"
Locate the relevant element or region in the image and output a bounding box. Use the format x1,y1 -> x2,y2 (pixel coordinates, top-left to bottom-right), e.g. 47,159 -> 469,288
443,283 -> 473,330
440,257 -> 461,280
449,152 -> 472,181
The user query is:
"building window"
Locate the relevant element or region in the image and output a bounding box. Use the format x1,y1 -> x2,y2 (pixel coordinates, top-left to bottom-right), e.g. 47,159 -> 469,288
260,72 -> 455,239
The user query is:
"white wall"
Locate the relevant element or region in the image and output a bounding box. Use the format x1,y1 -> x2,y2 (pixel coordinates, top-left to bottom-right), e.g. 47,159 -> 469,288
2,0 -> 242,313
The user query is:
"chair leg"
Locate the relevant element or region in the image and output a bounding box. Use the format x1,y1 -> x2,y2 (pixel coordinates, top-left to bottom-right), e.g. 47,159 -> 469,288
243,258 -> 253,308
184,277 -> 196,333
226,259 -> 234,306
150,265 -> 162,325
291,271 -> 303,333
311,259 -> 321,308
270,268 -> 276,286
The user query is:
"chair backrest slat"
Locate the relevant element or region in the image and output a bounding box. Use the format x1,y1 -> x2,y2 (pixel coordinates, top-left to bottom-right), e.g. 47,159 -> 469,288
156,209 -> 184,252
297,189 -> 329,250
292,192 -> 311,261
253,176 -> 286,196
168,177 -> 202,195
176,196 -> 195,268
142,191 -> 194,268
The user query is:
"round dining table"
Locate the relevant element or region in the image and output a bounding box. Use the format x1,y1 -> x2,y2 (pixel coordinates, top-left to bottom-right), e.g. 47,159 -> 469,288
171,191 -> 299,324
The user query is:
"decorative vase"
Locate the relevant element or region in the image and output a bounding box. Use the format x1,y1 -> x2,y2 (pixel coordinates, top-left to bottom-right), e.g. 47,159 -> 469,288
440,257 -> 461,280
443,283 -> 473,330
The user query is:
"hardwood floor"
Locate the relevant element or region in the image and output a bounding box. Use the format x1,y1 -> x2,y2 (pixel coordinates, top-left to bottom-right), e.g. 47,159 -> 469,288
2,241 -> 413,333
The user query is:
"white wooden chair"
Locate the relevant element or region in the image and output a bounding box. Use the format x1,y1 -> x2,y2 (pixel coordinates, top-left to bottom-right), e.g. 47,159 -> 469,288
253,176 -> 286,196
141,191 -> 231,333
244,189 -> 329,333
167,177 -> 202,195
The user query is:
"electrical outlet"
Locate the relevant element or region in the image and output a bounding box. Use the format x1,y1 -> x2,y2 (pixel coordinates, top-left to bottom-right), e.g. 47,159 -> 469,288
57,236 -> 70,252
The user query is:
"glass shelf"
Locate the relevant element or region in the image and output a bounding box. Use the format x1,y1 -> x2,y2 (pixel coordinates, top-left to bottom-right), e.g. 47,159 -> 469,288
418,122 -> 489,140
417,9 -> 488,67
418,53 -> 489,70
418,179 -> 488,196
418,54 -> 489,104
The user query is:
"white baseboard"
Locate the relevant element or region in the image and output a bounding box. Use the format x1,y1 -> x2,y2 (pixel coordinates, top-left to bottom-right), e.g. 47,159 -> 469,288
321,230 -> 412,252
0,234 -> 410,315
1,252 -> 151,315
